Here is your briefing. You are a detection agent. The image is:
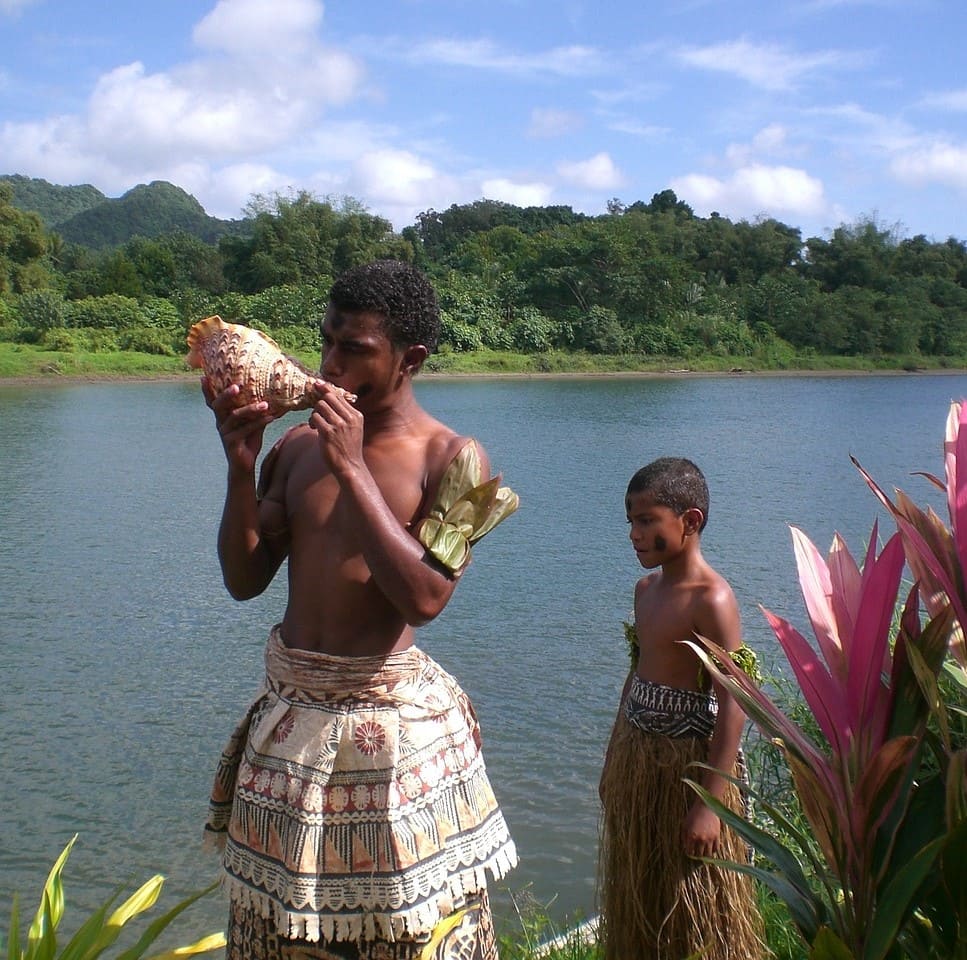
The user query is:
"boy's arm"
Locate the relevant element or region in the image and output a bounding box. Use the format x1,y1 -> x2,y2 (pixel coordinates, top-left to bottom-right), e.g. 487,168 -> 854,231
683,582 -> 745,857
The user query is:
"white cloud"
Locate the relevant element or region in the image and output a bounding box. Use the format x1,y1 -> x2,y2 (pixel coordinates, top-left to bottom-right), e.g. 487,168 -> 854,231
404,39 -> 606,77
725,124 -> 792,165
191,163 -> 294,218
671,164 -> 827,220
557,152 -> 624,190
606,119 -> 667,138
891,141 -> 967,191
528,107 -> 583,139
481,178 -> 554,207
352,148 -> 437,205
193,0 -> 322,55
676,38 -> 859,91
0,0 -> 366,212
919,89 -> 967,113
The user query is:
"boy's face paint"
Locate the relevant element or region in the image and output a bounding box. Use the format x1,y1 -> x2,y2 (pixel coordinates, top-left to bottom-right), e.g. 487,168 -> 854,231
625,491 -> 687,569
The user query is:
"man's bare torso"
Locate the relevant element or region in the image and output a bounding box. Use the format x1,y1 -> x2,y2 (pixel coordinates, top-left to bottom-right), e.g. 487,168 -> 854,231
259,414 -> 464,656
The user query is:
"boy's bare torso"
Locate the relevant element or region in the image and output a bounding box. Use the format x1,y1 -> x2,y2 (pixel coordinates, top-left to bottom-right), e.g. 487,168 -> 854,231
633,565 -> 734,691
261,414 -> 463,656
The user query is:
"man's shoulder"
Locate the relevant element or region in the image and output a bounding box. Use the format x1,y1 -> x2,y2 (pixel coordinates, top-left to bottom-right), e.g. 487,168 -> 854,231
257,423 -> 314,497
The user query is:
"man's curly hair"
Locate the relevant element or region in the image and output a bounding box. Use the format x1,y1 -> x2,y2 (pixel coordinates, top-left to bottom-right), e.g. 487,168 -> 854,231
328,260 -> 440,354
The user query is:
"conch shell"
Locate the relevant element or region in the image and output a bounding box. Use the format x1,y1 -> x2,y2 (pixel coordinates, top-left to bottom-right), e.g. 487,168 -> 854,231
186,315 -> 354,414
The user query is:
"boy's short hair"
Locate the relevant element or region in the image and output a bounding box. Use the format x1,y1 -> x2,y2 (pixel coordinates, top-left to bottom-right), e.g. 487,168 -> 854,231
328,260 -> 440,354
627,457 -> 709,531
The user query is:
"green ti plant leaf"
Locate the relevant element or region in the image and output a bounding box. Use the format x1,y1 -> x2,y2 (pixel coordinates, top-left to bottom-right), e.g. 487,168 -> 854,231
5,837 -> 224,960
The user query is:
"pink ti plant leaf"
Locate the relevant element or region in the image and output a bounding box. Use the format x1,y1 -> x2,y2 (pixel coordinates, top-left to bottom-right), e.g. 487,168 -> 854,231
791,527 -> 847,684
854,437 -> 967,671
846,532 -> 906,758
760,607 -> 853,762
685,637 -> 851,832
827,532 -> 863,670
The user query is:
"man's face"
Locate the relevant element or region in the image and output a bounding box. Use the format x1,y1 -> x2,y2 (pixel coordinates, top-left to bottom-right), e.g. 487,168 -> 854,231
319,306 -> 405,406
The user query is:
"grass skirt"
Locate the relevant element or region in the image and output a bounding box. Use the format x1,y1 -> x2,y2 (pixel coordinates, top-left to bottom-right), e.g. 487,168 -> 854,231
598,678 -> 764,960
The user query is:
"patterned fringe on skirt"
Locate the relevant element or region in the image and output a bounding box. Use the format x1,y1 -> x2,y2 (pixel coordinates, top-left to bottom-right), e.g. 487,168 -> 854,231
226,889 -> 497,960
598,678 -> 764,960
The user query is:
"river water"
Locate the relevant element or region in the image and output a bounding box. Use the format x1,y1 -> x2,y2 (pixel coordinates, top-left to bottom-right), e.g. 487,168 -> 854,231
1,371 -> 963,941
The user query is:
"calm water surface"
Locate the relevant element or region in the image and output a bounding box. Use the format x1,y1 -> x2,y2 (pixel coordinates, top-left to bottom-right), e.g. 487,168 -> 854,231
1,372 -> 963,939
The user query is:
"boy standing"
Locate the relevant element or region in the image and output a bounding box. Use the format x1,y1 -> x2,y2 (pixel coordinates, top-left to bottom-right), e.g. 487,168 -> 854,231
202,261 -> 518,960
598,457 -> 763,960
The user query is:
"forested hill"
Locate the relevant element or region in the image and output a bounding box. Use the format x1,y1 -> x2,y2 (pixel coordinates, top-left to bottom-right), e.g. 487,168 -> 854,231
2,176 -> 967,368
2,175 -> 244,248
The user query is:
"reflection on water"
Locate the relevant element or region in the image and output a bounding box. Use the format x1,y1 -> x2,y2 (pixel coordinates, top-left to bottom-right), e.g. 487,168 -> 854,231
0,372 -> 961,938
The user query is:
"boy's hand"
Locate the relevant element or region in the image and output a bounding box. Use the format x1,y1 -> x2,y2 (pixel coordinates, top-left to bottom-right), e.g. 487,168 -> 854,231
682,802 -> 721,859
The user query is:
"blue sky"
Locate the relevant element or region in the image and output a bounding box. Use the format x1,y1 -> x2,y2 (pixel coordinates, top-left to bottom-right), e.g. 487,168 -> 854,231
2,0 -> 965,241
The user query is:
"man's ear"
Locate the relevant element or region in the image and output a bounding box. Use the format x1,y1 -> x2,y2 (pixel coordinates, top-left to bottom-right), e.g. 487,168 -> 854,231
682,507 -> 705,535
402,344 -> 429,376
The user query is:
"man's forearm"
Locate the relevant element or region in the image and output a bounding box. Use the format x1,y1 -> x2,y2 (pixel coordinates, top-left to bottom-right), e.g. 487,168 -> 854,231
337,465 -> 454,625
217,468 -> 275,600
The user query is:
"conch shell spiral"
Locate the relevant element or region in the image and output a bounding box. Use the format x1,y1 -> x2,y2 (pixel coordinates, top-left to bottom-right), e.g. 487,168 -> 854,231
186,315 -> 354,414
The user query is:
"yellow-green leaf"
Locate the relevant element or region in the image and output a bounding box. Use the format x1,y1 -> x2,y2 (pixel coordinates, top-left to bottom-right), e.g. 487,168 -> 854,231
27,835 -> 77,953
418,909 -> 467,960
106,877 -> 164,929
432,441 -> 482,514
469,486 -> 520,543
143,933 -> 227,960
80,878 -> 165,960
808,926 -> 854,959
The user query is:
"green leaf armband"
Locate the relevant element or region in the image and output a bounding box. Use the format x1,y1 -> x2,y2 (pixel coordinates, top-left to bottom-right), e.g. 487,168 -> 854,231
697,641 -> 763,691
413,439 -> 520,575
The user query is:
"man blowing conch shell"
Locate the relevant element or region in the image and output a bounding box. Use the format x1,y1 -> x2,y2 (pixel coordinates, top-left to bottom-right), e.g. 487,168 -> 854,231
200,260 -> 519,960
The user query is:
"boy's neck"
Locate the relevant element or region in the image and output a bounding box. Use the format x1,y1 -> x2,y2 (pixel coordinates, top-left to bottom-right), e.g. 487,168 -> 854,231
659,540 -> 704,580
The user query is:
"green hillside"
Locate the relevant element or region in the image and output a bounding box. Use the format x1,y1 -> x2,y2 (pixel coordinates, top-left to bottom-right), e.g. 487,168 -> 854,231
2,175 -> 246,248
1,174 -> 105,227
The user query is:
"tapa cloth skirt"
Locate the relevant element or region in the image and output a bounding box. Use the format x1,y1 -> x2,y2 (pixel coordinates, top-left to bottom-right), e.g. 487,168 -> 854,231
205,626 -> 516,949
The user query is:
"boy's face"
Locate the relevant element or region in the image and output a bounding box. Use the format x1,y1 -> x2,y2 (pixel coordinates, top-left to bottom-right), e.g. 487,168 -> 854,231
625,490 -> 699,569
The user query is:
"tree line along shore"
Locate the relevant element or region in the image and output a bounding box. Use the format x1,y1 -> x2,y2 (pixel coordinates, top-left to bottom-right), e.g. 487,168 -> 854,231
3,178 -> 967,376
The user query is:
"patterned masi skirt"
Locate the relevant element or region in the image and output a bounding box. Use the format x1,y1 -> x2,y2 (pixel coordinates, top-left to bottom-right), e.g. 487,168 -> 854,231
205,626 -> 517,959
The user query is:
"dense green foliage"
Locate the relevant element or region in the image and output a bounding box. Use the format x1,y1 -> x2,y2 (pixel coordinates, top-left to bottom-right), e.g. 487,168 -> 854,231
2,174 -> 966,371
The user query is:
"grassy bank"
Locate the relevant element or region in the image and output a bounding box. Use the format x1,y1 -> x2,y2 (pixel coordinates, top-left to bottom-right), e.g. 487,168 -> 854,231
2,341 -> 966,383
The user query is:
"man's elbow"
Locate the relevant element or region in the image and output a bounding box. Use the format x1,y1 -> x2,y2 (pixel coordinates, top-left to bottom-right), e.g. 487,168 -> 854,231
406,600 -> 445,628
405,583 -> 455,627
222,573 -> 267,601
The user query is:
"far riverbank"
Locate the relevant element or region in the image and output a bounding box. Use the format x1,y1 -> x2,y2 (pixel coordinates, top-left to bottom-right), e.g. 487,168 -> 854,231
2,340 -> 966,385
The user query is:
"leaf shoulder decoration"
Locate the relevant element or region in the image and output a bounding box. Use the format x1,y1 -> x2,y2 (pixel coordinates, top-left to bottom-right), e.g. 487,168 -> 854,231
413,439 -> 520,575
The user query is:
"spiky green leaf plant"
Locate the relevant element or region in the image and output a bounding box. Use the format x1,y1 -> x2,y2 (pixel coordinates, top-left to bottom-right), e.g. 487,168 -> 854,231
2,837 -> 225,960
